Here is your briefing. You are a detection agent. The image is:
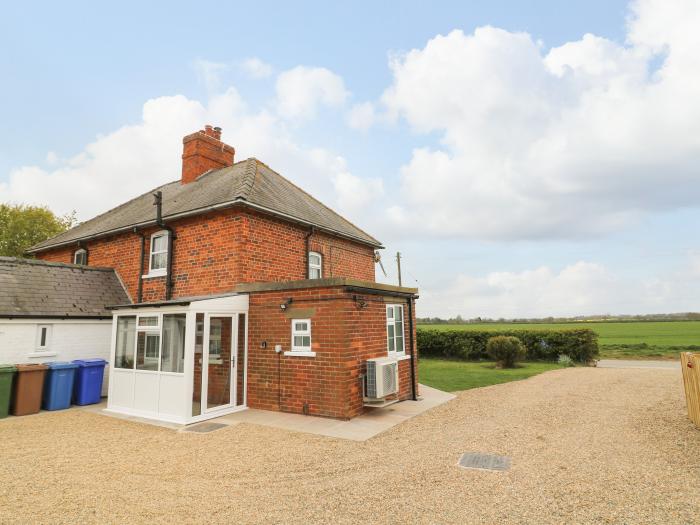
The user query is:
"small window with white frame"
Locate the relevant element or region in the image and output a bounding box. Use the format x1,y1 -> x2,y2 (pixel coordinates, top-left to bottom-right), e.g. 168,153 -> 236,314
136,315 -> 161,371
308,251 -> 322,279
386,305 -> 405,356
73,248 -> 87,265
291,319 -> 312,352
148,231 -> 169,276
36,325 -> 52,350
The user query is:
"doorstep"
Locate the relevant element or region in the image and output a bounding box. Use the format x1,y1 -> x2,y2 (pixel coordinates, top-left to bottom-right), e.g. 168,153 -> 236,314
213,384 -> 455,441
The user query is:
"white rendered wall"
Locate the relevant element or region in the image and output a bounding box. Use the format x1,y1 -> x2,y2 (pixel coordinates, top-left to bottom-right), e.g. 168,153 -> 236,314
0,319 -> 112,395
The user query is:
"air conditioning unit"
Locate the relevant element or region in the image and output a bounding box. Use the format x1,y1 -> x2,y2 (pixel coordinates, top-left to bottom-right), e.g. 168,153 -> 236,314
365,357 -> 399,399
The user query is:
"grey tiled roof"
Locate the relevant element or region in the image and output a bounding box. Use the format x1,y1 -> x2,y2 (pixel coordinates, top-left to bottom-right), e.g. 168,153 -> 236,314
0,257 -> 130,318
28,158 -> 382,252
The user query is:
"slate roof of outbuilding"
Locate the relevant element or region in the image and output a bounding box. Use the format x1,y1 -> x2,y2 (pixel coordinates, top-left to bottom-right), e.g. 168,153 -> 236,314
0,257 -> 130,318
28,158 -> 382,253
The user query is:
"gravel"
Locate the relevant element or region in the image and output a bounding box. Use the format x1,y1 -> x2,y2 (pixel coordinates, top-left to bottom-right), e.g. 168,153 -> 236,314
1,367 -> 698,524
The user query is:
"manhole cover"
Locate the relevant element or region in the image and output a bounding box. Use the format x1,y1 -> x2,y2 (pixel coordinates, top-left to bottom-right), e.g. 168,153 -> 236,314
182,422 -> 229,434
458,452 -> 511,471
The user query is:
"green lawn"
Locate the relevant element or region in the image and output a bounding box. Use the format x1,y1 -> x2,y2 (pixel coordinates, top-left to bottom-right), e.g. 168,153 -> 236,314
418,358 -> 563,392
418,321 -> 700,359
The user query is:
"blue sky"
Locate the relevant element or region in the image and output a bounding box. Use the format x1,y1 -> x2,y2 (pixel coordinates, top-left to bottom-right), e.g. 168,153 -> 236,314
2,0 -> 699,318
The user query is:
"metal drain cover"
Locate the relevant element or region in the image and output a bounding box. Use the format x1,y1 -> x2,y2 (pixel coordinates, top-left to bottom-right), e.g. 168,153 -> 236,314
182,422 -> 229,434
458,452 -> 511,471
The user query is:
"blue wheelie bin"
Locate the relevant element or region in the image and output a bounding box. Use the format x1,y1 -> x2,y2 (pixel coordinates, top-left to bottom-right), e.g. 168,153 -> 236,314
72,359 -> 107,405
43,362 -> 79,410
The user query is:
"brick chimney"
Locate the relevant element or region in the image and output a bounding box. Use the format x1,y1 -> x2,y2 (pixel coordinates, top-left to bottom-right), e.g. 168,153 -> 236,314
181,125 -> 235,184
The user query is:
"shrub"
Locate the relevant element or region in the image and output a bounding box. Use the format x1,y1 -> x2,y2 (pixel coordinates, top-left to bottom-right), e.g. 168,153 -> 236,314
486,336 -> 526,368
557,354 -> 575,367
417,328 -> 599,363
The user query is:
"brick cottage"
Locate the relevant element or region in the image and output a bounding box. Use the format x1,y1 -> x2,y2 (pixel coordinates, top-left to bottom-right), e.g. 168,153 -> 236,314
28,125 -> 418,423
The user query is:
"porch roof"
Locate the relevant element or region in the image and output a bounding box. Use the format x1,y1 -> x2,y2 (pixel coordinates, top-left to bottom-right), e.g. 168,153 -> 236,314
106,291 -> 242,310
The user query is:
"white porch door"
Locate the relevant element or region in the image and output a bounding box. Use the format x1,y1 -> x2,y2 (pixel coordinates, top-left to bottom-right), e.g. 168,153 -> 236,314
202,314 -> 237,412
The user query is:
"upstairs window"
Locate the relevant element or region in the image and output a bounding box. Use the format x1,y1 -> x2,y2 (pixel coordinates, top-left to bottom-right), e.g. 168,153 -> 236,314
386,305 -> 405,356
149,231 -> 169,276
308,251 -> 322,279
73,249 -> 87,265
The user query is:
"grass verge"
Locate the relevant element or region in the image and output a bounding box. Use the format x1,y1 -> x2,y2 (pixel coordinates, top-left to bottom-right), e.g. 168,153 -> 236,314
598,344 -> 687,360
418,358 -> 564,392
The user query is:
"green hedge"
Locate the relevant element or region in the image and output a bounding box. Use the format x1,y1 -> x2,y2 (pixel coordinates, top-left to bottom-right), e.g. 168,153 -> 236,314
417,328 -> 599,363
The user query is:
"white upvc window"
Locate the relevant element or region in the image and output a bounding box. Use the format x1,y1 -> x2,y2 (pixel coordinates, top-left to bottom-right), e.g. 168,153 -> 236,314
386,305 -> 405,356
135,315 -> 161,371
73,249 -> 87,265
148,231 -> 169,276
308,252 -> 322,279
290,319 -> 312,353
36,325 -> 52,350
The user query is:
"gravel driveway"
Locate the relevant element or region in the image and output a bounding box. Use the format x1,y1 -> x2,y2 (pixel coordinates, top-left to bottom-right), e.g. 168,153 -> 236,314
1,367 -> 698,524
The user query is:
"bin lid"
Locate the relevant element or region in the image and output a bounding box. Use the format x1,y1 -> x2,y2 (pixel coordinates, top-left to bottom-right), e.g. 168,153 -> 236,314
44,361 -> 79,370
0,364 -> 17,373
72,358 -> 108,367
15,363 -> 49,372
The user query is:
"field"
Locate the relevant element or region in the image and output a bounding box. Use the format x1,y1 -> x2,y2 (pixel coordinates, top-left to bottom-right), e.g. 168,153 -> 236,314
418,359 -> 563,392
417,321 -> 700,359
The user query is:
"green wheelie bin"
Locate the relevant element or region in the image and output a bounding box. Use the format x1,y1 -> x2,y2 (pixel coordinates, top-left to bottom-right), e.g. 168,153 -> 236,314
0,365 -> 17,418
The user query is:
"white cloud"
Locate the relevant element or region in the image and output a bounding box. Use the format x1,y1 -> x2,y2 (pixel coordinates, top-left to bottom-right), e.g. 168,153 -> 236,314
240,57 -> 273,79
419,259 -> 700,319
275,66 -> 349,119
381,0 -> 700,240
194,59 -> 228,93
0,88 -> 379,223
333,170 -> 384,213
346,102 -> 376,130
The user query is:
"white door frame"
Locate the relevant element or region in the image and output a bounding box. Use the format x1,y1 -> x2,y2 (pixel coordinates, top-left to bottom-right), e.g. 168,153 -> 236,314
202,312 -> 237,413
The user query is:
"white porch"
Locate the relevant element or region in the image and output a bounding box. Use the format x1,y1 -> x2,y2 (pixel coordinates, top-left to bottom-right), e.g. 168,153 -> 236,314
106,294 -> 248,424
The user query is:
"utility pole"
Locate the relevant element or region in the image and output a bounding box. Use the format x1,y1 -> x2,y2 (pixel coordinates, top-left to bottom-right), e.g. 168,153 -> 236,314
396,252 -> 402,287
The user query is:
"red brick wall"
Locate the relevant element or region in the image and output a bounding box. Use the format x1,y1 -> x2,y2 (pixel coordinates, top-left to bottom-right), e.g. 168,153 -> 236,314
247,286 -> 417,419
35,208 -> 376,302
237,211 -> 375,283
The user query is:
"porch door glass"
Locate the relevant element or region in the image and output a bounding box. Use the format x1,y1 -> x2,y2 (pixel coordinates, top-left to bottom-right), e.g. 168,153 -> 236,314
192,313 -> 204,417
235,313 -> 246,407
206,316 -> 233,410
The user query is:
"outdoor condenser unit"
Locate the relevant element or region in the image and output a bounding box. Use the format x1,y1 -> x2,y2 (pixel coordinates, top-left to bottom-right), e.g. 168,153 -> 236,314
365,357 -> 399,399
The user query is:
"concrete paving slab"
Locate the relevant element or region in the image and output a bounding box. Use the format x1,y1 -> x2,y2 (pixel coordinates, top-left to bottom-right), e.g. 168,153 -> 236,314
218,384 -> 455,441
85,385 -> 455,440
597,359 -> 680,370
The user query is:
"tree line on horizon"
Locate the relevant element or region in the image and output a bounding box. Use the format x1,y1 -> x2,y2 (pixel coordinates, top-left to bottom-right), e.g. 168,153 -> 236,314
418,312 -> 700,324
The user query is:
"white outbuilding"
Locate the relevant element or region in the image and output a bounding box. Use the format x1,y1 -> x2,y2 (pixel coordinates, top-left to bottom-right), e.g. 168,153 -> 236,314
0,257 -> 130,394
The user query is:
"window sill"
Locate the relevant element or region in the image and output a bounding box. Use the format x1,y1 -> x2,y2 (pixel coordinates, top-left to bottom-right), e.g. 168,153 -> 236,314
27,351 -> 57,358
142,272 -> 167,279
390,354 -> 412,361
284,351 -> 316,357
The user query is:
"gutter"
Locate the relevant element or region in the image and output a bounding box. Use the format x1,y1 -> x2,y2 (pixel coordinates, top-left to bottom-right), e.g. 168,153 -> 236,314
134,228 -> 146,303
406,296 -> 417,401
344,285 -> 418,299
27,198 -> 384,254
106,299 -> 192,310
0,314 -> 112,320
153,191 -> 175,300
305,226 -> 315,279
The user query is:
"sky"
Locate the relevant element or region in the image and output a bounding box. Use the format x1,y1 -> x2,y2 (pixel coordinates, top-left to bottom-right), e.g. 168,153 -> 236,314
2,0 -> 700,319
